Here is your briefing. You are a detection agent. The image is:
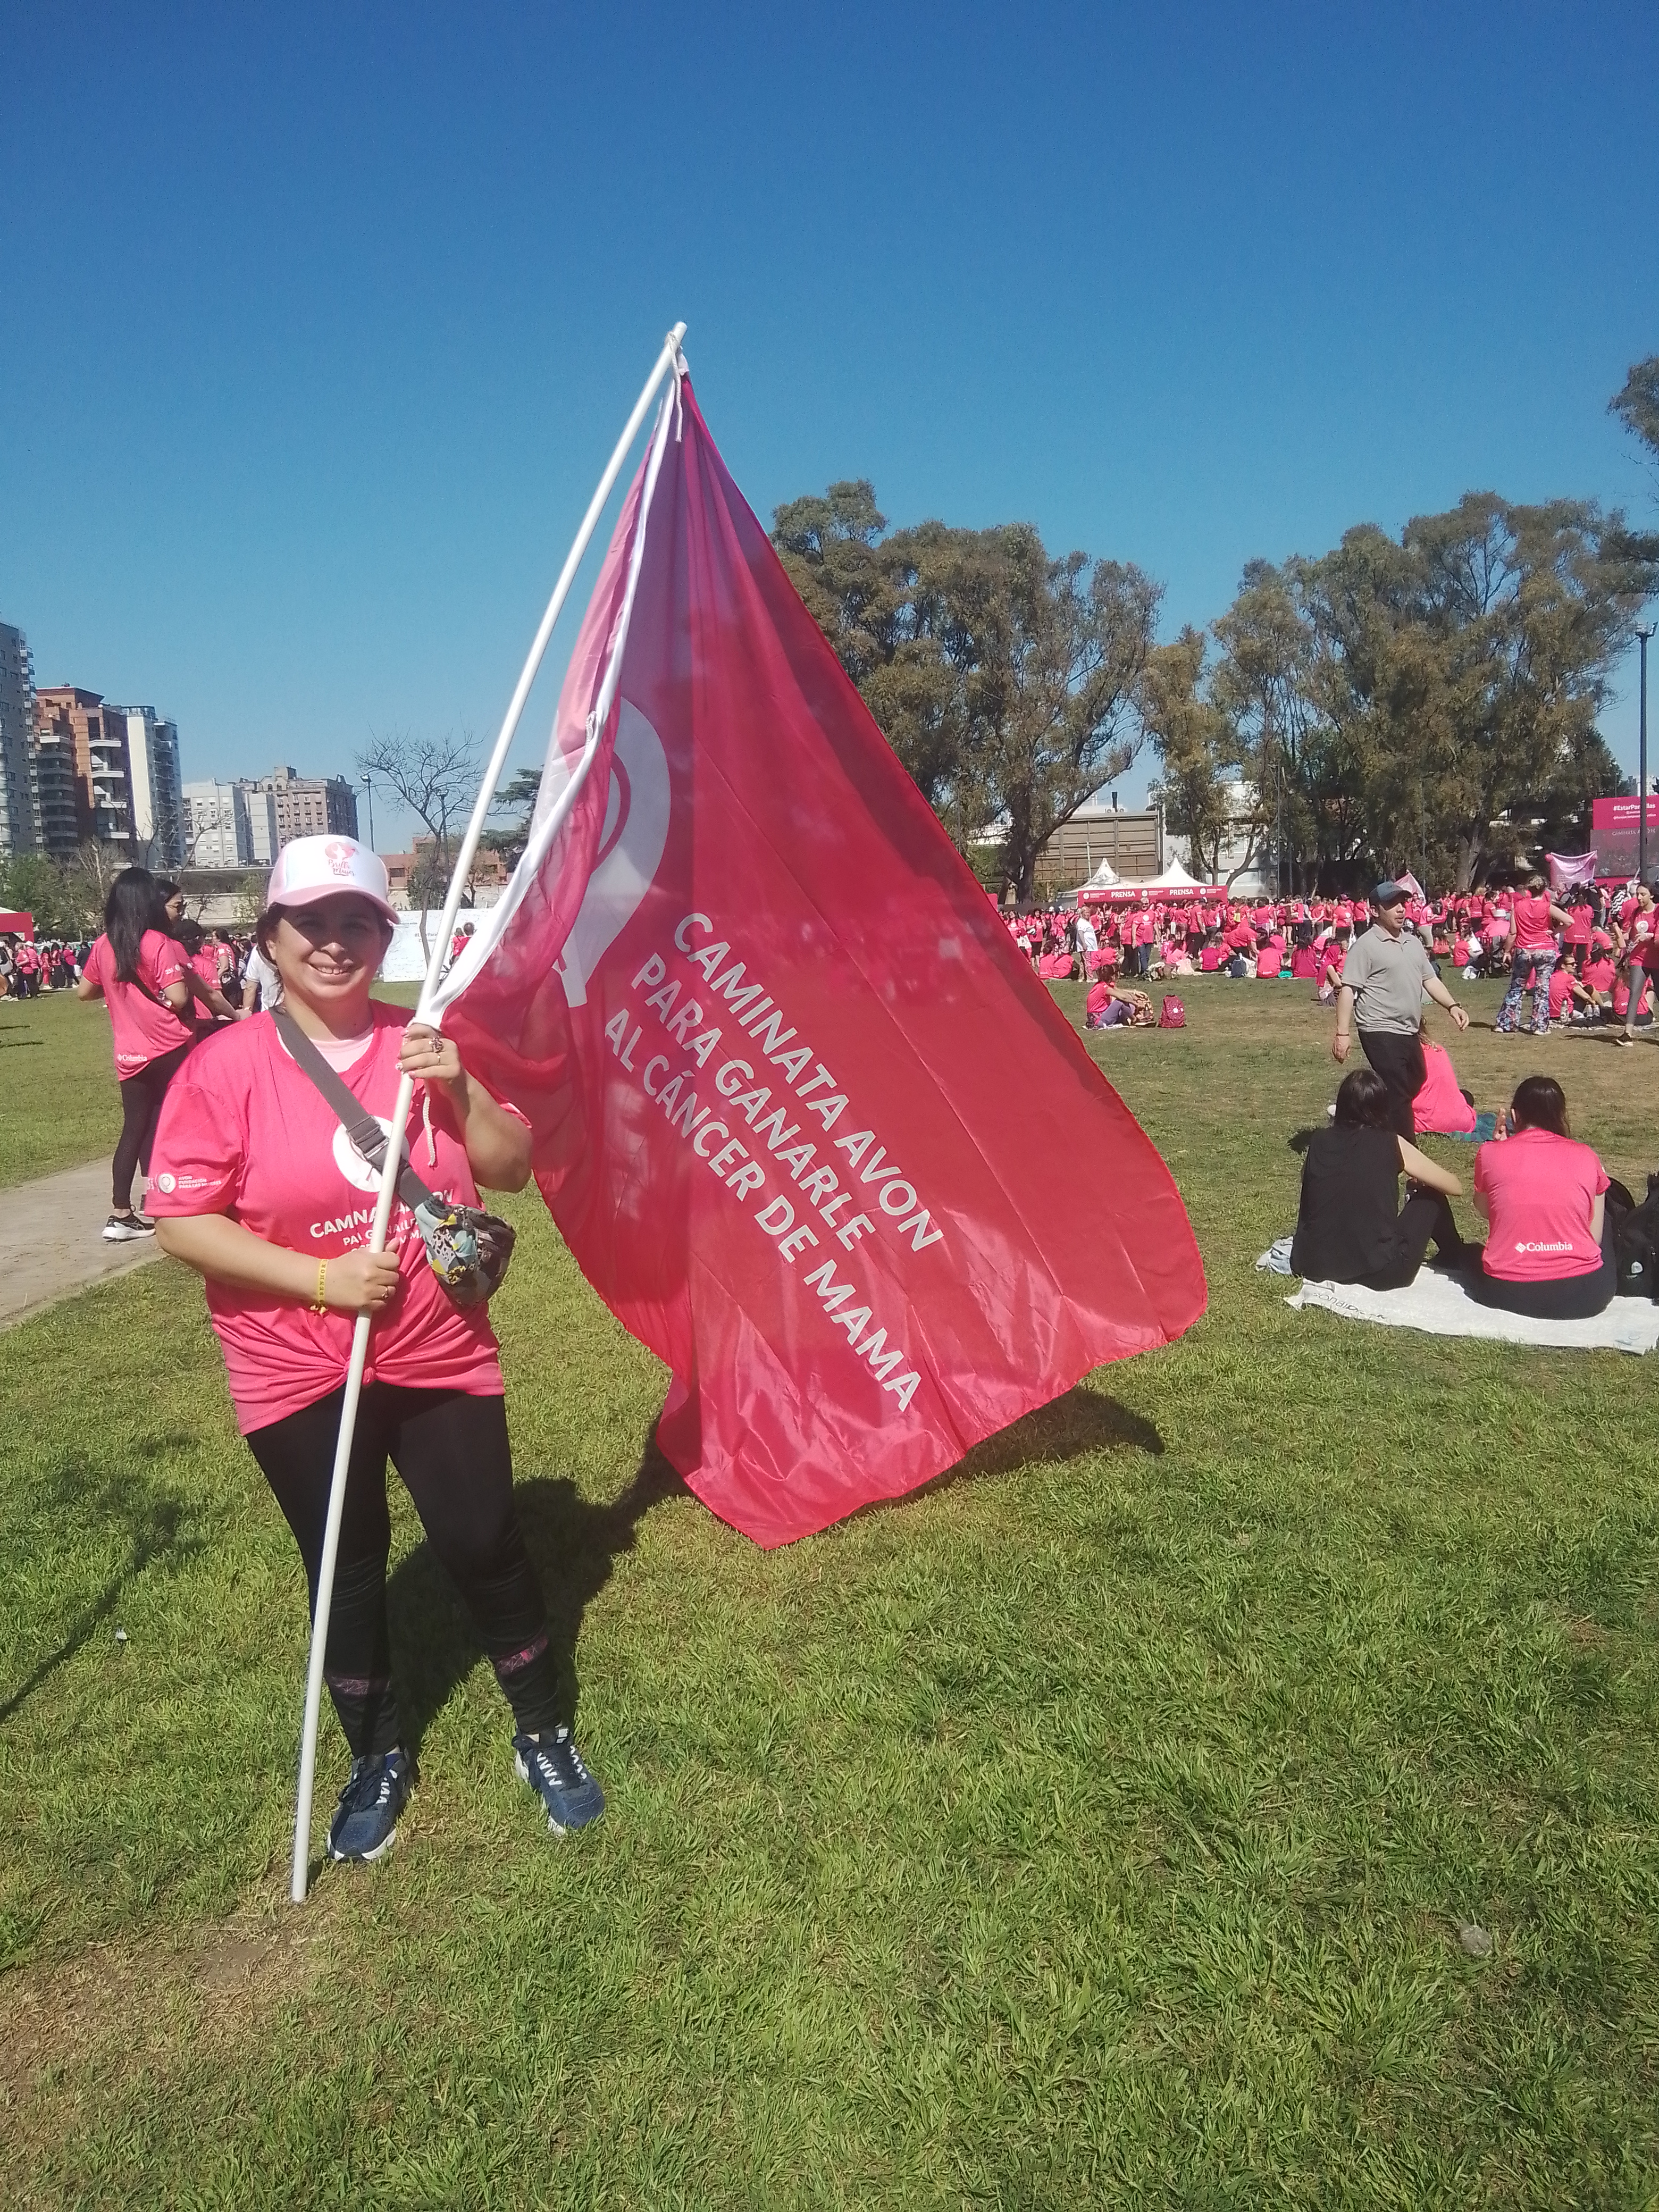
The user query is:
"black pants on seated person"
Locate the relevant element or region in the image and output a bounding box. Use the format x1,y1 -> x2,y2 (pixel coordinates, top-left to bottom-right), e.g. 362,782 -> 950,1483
1358,1189 -> 1465,1292
1466,1214 -> 1617,1321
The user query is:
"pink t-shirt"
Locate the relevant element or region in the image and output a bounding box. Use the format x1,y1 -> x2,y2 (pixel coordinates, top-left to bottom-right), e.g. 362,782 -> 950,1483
147,1005 -> 519,1434
1583,957 -> 1614,992
1412,1040 -> 1476,1135
1547,968 -> 1575,1020
85,929 -> 196,1076
1511,894 -> 1556,955
1474,1127 -> 1608,1281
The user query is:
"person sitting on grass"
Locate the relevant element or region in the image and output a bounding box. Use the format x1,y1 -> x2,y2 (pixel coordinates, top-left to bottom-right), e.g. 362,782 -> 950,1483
1545,960 -> 1602,1027
1086,982 -> 1153,1030
1411,1025 -> 1478,1136
1468,1076 -> 1616,1319
1291,1067 -> 1466,1289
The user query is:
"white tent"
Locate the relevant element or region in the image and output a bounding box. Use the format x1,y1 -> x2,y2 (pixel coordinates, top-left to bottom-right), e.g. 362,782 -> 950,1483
380,908 -> 495,982
1147,858 -> 1203,890
1082,857 -> 1119,887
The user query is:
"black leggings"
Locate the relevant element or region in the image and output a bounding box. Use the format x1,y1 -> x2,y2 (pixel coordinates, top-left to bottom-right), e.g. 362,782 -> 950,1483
246,1383 -> 559,1757
1467,1213 -> 1618,1320
1359,1188 -> 1465,1291
112,1041 -> 194,1210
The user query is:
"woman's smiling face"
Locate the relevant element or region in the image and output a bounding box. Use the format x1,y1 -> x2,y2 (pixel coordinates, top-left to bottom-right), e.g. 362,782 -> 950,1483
268,895 -> 392,1014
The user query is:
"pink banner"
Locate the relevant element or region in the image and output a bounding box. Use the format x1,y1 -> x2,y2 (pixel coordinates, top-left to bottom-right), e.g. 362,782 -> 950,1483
445,379 -> 1205,1546
1546,851 -> 1598,891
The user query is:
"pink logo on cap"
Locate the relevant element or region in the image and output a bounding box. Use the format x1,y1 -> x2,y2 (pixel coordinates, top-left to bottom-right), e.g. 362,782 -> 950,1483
323,841 -> 355,878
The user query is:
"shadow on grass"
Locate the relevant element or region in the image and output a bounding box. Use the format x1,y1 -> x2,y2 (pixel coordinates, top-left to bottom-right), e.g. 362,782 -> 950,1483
846,1384 -> 1164,1533
0,1447 -> 205,1727
385,1434 -> 684,1759
383,1392 -> 1161,1750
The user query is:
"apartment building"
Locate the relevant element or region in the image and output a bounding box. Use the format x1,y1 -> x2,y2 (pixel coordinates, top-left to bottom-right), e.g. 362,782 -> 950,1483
32,686 -> 185,867
182,779 -> 251,868
121,707 -> 185,869
0,620 -> 39,853
254,765 -> 358,845
32,688 -> 103,847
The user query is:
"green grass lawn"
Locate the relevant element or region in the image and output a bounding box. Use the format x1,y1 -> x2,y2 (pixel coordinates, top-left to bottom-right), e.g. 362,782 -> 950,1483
0,989 -> 125,1187
0,983 -> 422,1191
2,976 -> 1657,2206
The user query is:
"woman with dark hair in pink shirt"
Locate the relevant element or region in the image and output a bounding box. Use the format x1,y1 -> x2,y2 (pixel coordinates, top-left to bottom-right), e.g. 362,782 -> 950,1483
77,868 -> 199,1242
1469,1077 -> 1615,1318
150,835 -> 604,1865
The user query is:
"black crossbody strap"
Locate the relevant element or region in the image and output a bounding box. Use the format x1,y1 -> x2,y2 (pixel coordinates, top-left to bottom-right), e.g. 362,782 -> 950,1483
272,1008 -> 437,1216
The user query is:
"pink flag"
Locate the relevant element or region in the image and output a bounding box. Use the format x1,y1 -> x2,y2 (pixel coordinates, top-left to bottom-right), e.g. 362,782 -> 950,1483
1546,851 -> 1598,892
441,375 -> 1205,1547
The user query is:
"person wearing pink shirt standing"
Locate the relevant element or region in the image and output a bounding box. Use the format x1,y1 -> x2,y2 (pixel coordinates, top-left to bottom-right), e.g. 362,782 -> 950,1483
1494,875 -> 1571,1036
76,869 -> 200,1242
1613,882 -> 1659,1046
1133,903 -> 1157,978
149,835 -> 602,1865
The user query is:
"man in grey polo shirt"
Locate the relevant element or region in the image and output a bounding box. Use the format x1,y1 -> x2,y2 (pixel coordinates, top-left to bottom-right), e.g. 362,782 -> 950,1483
1333,881 -> 1468,1136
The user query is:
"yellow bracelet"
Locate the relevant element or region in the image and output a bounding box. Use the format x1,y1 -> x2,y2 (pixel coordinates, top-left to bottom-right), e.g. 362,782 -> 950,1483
311,1260 -> 328,1314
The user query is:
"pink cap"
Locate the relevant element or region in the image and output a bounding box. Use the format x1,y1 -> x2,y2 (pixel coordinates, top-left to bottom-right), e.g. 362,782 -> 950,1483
265,835 -> 398,926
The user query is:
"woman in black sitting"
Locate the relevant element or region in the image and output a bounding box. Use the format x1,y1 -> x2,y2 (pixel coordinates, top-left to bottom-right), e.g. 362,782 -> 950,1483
1292,1067 -> 1467,1287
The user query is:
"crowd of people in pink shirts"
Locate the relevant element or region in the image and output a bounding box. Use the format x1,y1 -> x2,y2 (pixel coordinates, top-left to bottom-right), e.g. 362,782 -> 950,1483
1007,876 -> 1659,1041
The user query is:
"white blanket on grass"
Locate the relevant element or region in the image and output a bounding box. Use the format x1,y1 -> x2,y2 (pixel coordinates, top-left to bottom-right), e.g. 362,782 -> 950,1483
1286,1267 -> 1659,1354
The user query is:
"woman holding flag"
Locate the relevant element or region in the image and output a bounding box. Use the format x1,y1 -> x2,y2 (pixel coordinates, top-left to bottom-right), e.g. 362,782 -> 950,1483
149,835 -> 603,1865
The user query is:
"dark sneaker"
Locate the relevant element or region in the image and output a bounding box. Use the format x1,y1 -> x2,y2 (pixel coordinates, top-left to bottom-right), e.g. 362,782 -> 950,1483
102,1212 -> 156,1242
328,1747 -> 413,1862
514,1727 -> 605,1834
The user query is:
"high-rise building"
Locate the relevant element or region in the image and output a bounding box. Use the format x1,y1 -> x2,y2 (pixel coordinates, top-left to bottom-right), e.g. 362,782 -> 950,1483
253,765 -> 359,847
120,708 -> 185,869
0,620 -> 40,854
32,728 -> 79,858
243,782 -> 279,865
33,688 -> 105,847
182,779 -> 252,868
31,687 -> 187,867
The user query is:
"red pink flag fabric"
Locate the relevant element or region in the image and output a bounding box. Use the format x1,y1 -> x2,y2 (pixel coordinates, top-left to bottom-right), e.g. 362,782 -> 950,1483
438,373 -> 1205,1547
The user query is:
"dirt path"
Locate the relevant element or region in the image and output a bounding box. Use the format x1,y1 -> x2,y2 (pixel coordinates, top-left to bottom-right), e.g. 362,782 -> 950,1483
1,1161 -> 164,1331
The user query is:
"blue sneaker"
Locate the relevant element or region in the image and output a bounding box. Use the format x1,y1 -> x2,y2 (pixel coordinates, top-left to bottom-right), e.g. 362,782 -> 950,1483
328,1747 -> 413,1862
513,1727 -> 605,1833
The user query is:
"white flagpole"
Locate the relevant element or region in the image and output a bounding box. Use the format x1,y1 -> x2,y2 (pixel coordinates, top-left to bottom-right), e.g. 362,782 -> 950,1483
290,322 -> 688,1902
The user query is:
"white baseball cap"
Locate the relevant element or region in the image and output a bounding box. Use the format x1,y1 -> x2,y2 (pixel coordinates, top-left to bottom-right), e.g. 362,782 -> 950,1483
266,835 -> 398,926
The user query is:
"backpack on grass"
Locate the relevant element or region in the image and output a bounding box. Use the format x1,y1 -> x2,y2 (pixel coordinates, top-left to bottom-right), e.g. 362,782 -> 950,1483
1159,994 -> 1186,1029
1614,1175 -> 1658,1298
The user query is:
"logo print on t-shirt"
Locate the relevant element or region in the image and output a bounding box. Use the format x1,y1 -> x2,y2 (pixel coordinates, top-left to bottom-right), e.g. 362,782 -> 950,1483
155,1171 -> 178,1194
332,1117 -> 409,1195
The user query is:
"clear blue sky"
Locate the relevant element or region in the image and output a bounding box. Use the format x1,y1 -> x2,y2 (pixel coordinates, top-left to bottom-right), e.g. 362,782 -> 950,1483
4,2 -> 1656,849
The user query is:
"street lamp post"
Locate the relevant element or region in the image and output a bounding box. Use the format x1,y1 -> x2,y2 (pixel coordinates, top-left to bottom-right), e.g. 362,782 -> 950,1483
361,773 -> 375,853
1640,627 -> 1656,887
